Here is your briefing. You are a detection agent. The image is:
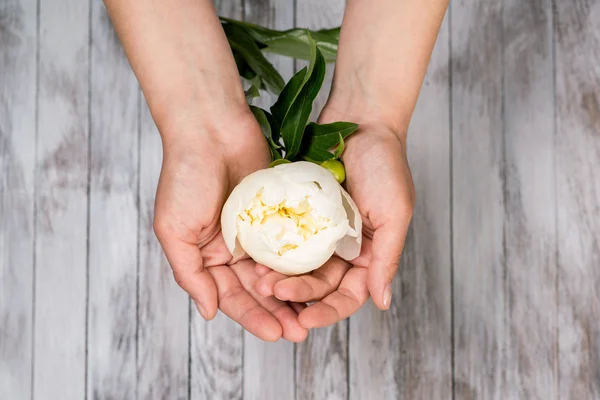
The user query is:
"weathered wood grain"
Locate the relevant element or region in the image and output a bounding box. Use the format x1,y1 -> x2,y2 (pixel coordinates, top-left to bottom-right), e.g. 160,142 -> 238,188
348,14 -> 452,400
451,1 -> 506,399
555,1 -> 600,399
242,1 -> 295,398
503,0 -> 557,398
87,2 -> 139,398
297,326 -> 348,400
294,2 -> 348,400
190,311 -> 243,400
189,1 -> 244,399
0,0 -> 37,398
34,0 -> 90,399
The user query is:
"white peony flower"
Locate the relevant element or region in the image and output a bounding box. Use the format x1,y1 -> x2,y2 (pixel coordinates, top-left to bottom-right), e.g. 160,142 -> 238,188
221,161 -> 362,275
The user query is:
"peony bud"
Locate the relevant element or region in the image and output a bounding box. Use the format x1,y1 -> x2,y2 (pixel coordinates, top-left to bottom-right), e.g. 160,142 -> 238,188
320,159 -> 346,183
221,161 -> 362,275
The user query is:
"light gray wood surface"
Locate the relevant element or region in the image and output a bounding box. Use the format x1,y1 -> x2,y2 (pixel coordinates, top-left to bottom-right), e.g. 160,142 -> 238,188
34,1 -> 89,399
87,1 -> 139,398
451,1 -> 505,398
503,0 -> 557,399
555,1 -> 600,399
0,1 -> 36,399
1,0 -> 599,399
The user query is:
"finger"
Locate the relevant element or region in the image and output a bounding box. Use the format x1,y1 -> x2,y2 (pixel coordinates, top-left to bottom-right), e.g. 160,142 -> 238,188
208,264 -> 282,342
289,302 -> 308,314
255,263 -> 272,277
231,261 -> 309,343
350,235 -> 373,268
201,232 -> 237,268
254,270 -> 289,297
273,257 -> 351,302
298,266 -> 369,329
158,235 -> 218,320
368,218 -> 410,310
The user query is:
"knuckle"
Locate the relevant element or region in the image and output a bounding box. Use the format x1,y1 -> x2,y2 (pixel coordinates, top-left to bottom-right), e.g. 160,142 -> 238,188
172,270 -> 187,290
398,193 -> 415,220
153,216 -> 169,239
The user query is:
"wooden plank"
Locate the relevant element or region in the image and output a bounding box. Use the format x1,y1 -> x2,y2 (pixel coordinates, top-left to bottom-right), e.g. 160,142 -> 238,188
555,1 -> 600,399
0,0 -> 37,398
242,1 -> 295,399
190,311 -> 243,400
348,15 -> 452,400
87,2 -> 138,398
294,2 -> 348,400
503,0 -> 557,398
451,1 -> 506,399
34,0 -> 90,398
297,326 -> 348,400
189,1 -> 244,399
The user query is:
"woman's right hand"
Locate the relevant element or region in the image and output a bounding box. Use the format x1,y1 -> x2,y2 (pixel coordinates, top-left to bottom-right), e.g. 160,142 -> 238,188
153,113 -> 308,342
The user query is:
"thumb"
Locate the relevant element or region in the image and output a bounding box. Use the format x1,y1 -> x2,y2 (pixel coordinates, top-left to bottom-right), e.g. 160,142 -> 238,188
367,218 -> 411,310
155,223 -> 219,320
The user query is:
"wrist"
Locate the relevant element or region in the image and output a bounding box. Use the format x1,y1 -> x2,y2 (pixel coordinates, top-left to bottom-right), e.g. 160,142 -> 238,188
159,105 -> 266,161
320,94 -> 408,142
155,92 -> 252,146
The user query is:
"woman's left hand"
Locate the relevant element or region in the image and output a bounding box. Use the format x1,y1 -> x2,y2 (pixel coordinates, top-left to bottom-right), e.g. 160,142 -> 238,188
253,121 -> 415,328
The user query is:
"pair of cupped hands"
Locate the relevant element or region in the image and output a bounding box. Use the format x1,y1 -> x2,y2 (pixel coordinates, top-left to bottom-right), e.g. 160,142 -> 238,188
153,105 -> 415,342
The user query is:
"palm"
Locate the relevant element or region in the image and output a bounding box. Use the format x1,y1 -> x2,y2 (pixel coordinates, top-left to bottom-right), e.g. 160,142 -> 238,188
154,118 -> 308,342
254,125 -> 415,328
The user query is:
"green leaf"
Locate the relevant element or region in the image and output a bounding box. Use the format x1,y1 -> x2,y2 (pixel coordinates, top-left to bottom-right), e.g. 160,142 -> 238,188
245,85 -> 260,103
270,67 -> 307,124
333,133 -> 345,158
223,23 -> 285,94
302,121 -> 359,162
250,106 -> 282,160
220,17 -> 339,63
220,17 -> 281,42
276,34 -> 326,160
271,28 -> 338,63
304,146 -> 335,162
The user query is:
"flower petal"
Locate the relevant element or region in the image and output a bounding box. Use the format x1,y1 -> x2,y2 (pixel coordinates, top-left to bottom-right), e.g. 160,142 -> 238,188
274,161 -> 342,203
221,168 -> 278,259
335,187 -> 363,261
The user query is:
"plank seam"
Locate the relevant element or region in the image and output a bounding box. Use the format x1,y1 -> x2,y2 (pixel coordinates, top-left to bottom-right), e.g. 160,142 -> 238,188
448,3 -> 455,399
551,1 -> 559,398
135,82 -> 142,400
31,0 -> 42,397
84,0 -> 93,398
187,300 -> 192,400
500,0 -> 509,396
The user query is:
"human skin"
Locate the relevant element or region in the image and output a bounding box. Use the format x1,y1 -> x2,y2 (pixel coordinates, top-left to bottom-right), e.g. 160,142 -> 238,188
104,0 -> 449,337
254,0 -> 449,328
103,0 -> 308,342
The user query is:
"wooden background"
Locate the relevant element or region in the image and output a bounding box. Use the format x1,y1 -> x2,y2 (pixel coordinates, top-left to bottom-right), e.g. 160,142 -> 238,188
1,0 -> 599,399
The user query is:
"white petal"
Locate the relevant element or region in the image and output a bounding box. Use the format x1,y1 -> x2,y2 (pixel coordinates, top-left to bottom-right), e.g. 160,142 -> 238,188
221,168 -> 280,258
241,222 -> 346,275
274,161 -> 342,202
335,187 -> 363,261
221,188 -> 245,258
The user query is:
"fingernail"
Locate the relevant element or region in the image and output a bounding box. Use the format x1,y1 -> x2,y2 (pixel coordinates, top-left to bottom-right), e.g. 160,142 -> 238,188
194,301 -> 208,319
382,284 -> 392,309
